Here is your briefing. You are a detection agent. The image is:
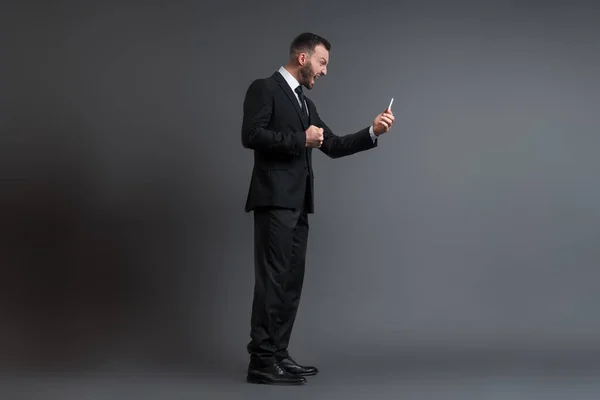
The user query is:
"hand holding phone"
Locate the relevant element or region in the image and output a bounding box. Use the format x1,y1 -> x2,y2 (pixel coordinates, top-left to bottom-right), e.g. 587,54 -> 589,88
373,98 -> 395,135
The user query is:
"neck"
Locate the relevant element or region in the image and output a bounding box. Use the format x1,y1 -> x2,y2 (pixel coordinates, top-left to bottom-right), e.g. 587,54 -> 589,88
284,63 -> 302,84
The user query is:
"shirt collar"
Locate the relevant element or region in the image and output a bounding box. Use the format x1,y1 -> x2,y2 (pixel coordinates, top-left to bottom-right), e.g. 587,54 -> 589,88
278,66 -> 301,92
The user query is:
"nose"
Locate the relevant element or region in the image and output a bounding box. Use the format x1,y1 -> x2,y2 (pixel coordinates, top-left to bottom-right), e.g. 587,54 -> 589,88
322,68 -> 327,76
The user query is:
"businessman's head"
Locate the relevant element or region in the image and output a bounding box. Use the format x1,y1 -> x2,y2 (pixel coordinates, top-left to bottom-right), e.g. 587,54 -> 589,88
287,32 -> 330,90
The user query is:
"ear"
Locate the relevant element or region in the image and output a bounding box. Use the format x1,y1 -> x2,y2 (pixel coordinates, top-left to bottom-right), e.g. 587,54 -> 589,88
298,52 -> 307,66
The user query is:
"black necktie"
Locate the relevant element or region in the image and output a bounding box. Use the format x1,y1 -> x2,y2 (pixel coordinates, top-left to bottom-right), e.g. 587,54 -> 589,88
295,85 -> 308,117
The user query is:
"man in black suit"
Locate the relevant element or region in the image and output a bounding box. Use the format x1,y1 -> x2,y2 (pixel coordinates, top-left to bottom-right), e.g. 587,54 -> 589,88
241,32 -> 395,385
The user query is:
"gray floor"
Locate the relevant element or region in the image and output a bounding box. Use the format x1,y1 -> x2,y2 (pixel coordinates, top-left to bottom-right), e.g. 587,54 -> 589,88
4,372 -> 600,400
4,352 -> 600,400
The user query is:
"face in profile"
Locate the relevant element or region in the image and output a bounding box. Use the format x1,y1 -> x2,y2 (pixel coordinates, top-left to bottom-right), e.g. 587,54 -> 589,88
299,44 -> 328,90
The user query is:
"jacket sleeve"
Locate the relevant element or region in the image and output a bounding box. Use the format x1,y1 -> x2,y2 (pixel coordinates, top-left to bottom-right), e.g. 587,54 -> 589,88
313,106 -> 378,159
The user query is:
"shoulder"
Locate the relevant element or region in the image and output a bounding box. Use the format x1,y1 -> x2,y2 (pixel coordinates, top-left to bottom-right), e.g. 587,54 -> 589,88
245,76 -> 279,102
247,74 -> 278,91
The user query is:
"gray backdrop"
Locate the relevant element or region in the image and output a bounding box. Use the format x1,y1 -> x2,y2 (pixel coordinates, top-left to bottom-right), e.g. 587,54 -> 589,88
2,0 -> 600,383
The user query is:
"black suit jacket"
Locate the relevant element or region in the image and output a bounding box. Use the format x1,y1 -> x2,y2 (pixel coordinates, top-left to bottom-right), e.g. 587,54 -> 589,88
241,71 -> 377,213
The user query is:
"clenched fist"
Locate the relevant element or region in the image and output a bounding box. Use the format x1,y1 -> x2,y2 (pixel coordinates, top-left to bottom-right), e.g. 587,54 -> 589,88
305,125 -> 324,148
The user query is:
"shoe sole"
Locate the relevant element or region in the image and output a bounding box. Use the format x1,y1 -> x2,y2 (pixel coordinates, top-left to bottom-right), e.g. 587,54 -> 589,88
246,375 -> 306,385
297,371 -> 318,376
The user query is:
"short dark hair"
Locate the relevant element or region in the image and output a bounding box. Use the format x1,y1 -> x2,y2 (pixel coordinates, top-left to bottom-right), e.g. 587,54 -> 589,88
289,32 -> 331,56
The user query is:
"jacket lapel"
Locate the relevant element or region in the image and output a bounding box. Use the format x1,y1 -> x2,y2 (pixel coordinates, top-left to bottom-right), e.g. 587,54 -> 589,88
306,98 -> 317,126
272,71 -> 308,129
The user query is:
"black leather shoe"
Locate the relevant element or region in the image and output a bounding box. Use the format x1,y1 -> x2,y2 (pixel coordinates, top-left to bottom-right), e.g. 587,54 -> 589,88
246,362 -> 307,385
279,357 -> 319,376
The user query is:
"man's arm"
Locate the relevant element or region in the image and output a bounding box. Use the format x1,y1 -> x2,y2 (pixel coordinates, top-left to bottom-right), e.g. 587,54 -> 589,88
241,79 -> 305,155
317,117 -> 377,159
314,104 -> 395,159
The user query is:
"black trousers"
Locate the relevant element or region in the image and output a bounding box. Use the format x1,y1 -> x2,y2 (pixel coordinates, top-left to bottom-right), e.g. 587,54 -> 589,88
247,201 -> 309,367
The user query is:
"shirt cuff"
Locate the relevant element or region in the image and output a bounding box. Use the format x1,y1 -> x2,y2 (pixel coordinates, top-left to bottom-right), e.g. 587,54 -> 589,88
369,125 -> 377,142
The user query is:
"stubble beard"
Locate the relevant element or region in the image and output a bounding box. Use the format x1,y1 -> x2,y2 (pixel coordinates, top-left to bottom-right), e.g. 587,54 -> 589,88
299,63 -> 315,89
